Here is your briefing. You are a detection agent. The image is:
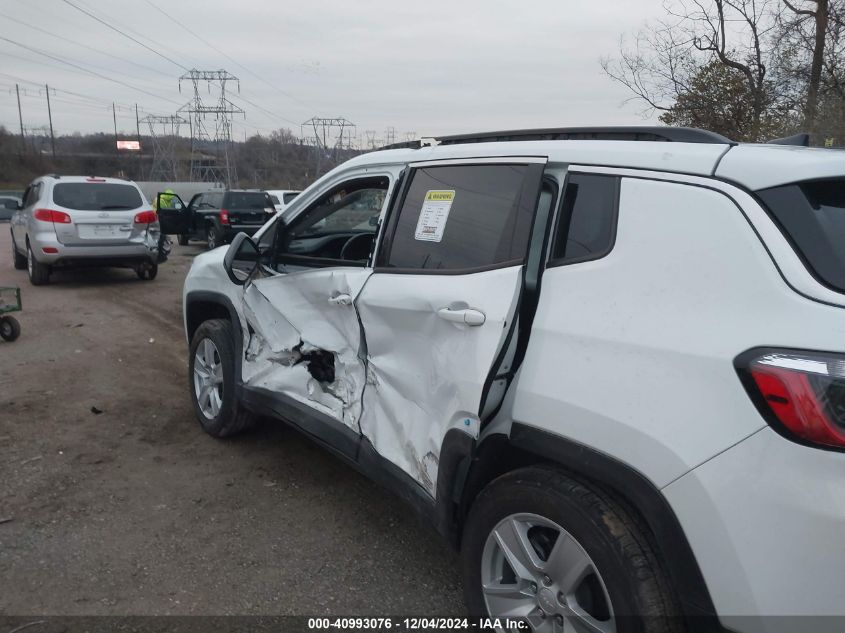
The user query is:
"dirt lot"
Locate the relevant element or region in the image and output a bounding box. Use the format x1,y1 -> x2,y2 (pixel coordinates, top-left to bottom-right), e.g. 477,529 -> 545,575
0,228 -> 464,617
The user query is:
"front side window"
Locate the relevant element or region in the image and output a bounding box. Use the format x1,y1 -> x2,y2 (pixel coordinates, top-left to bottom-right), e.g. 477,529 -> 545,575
53,183 -> 142,211
758,178 -> 845,292
382,163 -> 541,271
275,176 -> 389,265
550,173 -> 619,265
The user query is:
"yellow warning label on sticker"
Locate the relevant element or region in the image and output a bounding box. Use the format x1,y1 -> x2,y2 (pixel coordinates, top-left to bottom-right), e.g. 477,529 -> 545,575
415,190 -> 456,242
425,190 -> 455,202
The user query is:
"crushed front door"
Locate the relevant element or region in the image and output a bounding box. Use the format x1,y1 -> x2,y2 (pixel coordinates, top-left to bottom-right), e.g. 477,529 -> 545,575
240,268 -> 371,433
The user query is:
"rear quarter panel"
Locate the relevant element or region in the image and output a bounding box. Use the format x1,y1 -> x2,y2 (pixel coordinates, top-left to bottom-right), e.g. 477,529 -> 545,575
512,176 -> 845,488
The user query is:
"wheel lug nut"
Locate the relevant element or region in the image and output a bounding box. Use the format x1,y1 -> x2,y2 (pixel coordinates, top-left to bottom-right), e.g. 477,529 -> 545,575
543,575 -> 553,586
529,582 -> 538,593
556,615 -> 564,626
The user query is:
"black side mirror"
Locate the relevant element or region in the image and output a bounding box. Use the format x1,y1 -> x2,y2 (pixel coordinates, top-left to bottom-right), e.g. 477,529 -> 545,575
224,232 -> 260,285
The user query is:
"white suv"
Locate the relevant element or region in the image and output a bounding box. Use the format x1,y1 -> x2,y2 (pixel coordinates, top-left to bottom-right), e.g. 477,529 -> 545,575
182,127 -> 845,632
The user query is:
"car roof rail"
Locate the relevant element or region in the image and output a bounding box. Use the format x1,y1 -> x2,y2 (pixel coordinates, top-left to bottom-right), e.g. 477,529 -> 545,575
766,133 -> 810,147
437,126 -> 736,146
376,127 -> 735,151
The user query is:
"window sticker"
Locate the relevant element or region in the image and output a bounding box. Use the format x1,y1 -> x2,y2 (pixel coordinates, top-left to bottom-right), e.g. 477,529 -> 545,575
414,190 -> 455,242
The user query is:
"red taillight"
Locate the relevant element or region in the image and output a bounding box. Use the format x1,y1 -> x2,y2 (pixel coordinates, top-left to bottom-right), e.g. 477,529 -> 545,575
33,208 -> 71,224
740,349 -> 845,448
219,209 -> 229,225
133,210 -> 157,224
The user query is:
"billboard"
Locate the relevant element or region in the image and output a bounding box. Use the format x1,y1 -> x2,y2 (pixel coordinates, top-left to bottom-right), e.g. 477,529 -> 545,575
116,140 -> 141,151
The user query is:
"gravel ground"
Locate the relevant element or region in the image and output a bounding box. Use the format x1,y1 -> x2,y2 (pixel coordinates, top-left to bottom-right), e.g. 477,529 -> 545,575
0,228 -> 464,619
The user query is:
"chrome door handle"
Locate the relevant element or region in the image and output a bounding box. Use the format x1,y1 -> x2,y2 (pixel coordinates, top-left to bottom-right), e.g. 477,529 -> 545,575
328,293 -> 352,306
437,307 -> 486,326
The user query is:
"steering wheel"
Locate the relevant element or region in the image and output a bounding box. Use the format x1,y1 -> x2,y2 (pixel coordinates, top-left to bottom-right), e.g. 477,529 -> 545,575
340,233 -> 374,261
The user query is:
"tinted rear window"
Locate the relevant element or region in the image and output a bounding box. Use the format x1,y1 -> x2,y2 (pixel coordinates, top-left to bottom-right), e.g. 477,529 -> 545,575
758,179 -> 845,292
53,183 -> 142,211
225,192 -> 272,209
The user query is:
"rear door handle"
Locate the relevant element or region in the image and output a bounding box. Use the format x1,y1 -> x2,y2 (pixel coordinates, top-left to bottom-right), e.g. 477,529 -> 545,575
328,293 -> 352,306
437,307 -> 486,326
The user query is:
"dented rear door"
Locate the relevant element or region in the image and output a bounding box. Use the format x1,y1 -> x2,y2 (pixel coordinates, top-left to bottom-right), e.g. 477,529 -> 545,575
356,158 -> 546,495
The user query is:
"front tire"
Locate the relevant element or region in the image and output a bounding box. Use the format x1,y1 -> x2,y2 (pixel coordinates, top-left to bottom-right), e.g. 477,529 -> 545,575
462,465 -> 681,632
0,316 -> 20,341
11,235 -> 26,270
188,319 -> 256,437
26,242 -> 50,285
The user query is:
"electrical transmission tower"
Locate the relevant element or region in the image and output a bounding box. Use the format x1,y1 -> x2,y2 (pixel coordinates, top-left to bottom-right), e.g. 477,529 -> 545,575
178,70 -> 244,187
142,114 -> 186,181
300,117 -> 357,176
384,126 -> 396,146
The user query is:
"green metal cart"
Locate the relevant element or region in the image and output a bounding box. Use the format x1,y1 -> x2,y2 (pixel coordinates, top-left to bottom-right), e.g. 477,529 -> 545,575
0,286 -> 22,342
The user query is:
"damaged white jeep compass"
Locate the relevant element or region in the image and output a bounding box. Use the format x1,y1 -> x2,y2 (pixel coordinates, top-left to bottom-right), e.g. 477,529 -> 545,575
182,127 -> 845,632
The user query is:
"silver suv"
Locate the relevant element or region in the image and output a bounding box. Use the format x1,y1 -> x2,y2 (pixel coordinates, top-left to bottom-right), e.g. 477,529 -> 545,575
10,175 -> 161,285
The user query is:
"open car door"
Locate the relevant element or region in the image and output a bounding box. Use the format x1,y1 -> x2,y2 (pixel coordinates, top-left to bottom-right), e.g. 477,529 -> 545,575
155,192 -> 189,235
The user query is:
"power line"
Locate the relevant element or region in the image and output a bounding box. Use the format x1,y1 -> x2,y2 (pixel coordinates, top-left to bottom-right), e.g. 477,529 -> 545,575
0,11 -> 171,79
59,0 -> 189,72
142,0 -> 311,110
0,36 -> 183,106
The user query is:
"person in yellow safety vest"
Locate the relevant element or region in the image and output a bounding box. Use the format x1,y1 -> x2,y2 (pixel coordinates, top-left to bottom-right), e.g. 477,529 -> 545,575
154,189 -> 177,263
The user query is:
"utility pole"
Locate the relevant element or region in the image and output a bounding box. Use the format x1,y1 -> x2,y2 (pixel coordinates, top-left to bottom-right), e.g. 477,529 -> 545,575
135,104 -> 142,179
46,84 -> 56,159
112,103 -> 118,138
15,84 -> 24,154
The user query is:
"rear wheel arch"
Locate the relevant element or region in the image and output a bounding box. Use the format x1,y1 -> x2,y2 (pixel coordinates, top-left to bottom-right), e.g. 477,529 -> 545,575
446,423 -> 721,629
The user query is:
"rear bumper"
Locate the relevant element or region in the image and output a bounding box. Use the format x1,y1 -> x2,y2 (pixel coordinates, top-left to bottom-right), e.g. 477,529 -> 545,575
665,427 -> 845,629
30,231 -> 158,267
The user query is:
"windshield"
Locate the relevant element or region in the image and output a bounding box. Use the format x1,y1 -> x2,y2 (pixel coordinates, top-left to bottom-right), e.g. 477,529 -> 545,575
53,183 -> 143,211
758,178 -> 845,292
225,192 -> 272,209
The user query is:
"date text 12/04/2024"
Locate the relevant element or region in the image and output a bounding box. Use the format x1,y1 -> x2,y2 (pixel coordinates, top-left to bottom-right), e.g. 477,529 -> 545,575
307,617 -> 529,630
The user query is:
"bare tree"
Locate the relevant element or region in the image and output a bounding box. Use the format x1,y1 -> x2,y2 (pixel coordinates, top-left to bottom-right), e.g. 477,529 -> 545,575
603,0 -> 785,140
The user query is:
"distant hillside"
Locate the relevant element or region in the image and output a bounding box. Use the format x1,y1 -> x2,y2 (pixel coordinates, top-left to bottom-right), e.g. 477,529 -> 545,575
0,126 -> 360,189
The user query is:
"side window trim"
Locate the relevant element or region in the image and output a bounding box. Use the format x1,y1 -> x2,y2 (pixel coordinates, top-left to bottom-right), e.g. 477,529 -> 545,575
546,171 -> 621,269
374,159 -> 547,275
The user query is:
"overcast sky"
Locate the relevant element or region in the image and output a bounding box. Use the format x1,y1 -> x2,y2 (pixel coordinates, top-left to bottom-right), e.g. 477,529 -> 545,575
0,0 -> 664,145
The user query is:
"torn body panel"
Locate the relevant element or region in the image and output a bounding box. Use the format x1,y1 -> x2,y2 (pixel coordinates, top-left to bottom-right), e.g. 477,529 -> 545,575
356,266 -> 523,495
241,268 -> 372,432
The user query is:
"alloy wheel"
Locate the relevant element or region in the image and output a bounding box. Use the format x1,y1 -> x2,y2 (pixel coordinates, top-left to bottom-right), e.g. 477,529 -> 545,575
193,337 -> 224,419
481,513 -> 615,633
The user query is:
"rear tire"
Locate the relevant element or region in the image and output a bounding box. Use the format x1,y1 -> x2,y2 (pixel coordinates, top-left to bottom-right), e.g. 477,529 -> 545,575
189,319 -> 256,437
26,242 -> 50,286
136,263 -> 158,280
206,224 -> 220,250
11,235 -> 26,270
0,316 -> 20,342
177,234 -> 189,246
461,465 -> 682,632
